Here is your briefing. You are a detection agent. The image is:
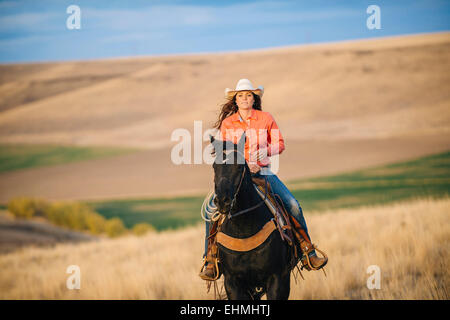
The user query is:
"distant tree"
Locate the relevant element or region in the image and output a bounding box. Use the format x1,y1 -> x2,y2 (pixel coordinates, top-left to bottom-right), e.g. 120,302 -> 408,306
7,197 -> 49,219
105,218 -> 127,238
7,197 -> 130,238
132,222 -> 155,236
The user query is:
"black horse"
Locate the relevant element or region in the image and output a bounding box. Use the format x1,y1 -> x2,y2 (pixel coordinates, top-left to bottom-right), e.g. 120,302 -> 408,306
210,133 -> 295,300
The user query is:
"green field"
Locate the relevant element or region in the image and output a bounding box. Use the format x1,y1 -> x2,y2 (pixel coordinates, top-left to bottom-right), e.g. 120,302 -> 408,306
86,150 -> 450,231
85,195 -> 205,231
0,144 -> 140,173
288,150 -> 450,212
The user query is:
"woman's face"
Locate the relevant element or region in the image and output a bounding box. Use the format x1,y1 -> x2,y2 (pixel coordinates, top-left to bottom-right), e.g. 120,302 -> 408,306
235,91 -> 254,110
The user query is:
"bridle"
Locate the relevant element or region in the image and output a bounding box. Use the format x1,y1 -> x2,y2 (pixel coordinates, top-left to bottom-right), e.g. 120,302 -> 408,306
218,150 -> 269,220
227,166 -> 268,220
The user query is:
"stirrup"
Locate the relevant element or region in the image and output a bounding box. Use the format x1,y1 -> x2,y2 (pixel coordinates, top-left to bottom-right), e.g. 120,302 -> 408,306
199,257 -> 221,281
300,243 -> 328,271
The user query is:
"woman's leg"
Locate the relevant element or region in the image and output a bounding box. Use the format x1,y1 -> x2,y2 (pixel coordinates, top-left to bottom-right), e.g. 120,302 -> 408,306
259,169 -> 328,269
262,171 -> 311,240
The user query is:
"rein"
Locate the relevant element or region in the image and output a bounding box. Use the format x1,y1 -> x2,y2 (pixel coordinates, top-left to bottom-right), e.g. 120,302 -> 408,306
226,165 -> 269,220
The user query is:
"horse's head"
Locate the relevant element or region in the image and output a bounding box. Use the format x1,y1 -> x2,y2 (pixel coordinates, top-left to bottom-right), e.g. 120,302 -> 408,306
210,133 -> 247,214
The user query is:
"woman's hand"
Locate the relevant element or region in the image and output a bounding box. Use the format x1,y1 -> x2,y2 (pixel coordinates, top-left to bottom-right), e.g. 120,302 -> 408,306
252,147 -> 269,162
248,163 -> 261,174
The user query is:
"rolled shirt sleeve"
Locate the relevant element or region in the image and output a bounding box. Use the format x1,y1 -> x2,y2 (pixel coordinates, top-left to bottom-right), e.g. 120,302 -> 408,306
266,114 -> 285,157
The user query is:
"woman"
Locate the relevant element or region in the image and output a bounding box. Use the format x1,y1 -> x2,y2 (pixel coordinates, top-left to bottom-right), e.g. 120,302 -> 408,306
199,79 -> 327,281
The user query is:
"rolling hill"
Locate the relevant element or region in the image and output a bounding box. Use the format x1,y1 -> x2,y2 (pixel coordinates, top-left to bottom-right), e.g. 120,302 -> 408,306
0,32 -> 449,203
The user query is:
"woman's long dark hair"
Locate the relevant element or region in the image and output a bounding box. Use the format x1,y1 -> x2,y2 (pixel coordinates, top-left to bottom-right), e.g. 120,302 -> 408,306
213,92 -> 262,129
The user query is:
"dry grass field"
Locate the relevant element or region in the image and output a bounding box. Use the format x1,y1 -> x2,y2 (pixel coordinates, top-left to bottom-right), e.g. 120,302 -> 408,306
0,196 -> 448,300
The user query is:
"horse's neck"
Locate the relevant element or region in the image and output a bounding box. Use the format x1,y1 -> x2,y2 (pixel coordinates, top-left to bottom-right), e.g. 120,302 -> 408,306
235,174 -> 260,209
224,172 -> 271,237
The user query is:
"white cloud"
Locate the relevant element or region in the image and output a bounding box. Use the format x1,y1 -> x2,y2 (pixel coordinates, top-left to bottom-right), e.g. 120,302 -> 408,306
0,11 -> 59,32
0,1 -> 359,35
83,5 -> 216,31
78,2 -> 360,34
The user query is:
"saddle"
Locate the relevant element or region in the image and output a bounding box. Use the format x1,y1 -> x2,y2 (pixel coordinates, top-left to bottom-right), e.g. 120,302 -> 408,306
251,175 -> 297,248
252,177 -> 328,272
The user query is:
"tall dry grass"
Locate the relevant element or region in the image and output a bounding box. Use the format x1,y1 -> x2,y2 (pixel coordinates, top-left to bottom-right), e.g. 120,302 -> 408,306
0,196 -> 448,299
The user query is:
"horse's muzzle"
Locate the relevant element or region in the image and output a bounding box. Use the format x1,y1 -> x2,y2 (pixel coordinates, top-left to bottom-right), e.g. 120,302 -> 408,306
214,196 -> 231,214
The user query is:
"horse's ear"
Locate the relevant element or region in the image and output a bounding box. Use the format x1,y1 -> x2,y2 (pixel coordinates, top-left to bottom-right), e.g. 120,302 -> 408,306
210,134 -> 221,151
209,134 -> 220,157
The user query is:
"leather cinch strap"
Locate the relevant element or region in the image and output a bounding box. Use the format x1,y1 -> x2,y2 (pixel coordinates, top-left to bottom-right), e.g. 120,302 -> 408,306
216,219 -> 277,252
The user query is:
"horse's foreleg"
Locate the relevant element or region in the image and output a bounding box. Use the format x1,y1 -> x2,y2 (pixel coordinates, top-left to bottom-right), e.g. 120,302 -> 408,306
265,273 -> 290,300
224,276 -> 252,300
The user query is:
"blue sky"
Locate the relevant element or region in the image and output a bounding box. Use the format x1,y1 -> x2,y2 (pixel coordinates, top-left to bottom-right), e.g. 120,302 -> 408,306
0,0 -> 449,63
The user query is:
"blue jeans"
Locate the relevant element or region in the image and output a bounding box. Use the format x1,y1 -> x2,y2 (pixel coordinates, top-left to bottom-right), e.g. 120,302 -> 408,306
256,168 -> 310,238
203,167 -> 311,258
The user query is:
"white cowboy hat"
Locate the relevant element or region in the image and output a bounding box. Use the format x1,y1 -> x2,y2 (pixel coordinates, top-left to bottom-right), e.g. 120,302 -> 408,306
224,79 -> 264,99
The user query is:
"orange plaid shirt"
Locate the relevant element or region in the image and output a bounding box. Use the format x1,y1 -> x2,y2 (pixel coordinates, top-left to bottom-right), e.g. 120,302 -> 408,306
220,108 -> 285,167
